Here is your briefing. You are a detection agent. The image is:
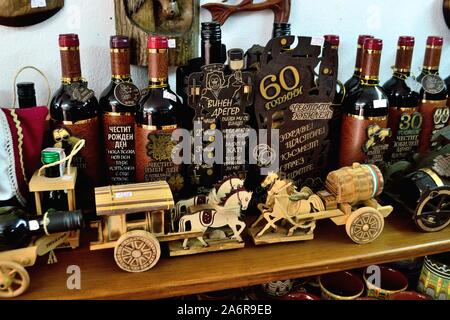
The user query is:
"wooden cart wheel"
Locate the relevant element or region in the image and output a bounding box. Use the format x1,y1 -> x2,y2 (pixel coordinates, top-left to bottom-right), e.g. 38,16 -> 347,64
0,261 -> 30,298
415,188 -> 450,232
114,230 -> 161,273
345,207 -> 384,244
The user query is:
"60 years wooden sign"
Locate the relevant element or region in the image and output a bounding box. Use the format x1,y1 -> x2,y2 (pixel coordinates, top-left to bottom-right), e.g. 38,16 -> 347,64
254,36 -> 339,188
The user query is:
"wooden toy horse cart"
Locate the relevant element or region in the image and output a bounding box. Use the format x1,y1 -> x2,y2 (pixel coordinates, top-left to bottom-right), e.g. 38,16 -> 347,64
250,163 -> 393,245
90,181 -> 203,273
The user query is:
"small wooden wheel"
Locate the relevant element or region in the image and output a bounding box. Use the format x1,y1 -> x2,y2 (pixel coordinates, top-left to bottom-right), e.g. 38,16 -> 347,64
114,230 -> 161,273
0,261 -> 30,298
415,188 -> 450,232
346,207 -> 384,244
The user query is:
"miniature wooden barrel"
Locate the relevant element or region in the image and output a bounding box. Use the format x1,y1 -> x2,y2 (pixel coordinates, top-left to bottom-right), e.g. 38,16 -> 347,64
325,163 -> 384,203
95,181 -> 174,216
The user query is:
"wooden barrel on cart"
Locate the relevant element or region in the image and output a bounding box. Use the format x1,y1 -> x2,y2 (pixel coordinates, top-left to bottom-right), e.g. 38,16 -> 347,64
325,163 -> 384,203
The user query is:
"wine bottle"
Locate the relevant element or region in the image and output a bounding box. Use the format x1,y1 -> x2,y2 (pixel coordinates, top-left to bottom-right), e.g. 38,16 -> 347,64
344,35 -> 374,94
176,22 -> 226,131
339,38 -> 390,167
382,36 -> 421,163
135,36 -> 184,198
99,36 -> 139,185
417,36 -> 449,154
17,82 -> 37,108
50,34 -> 102,211
0,207 -> 83,252
41,149 -> 68,212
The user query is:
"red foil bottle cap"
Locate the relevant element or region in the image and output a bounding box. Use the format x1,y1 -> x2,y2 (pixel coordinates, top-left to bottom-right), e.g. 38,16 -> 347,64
59,34 -> 79,47
324,35 -> 340,46
148,35 -> 168,49
110,35 -> 130,49
427,36 -> 443,46
398,36 -> 415,46
358,34 -> 374,45
364,38 -> 383,50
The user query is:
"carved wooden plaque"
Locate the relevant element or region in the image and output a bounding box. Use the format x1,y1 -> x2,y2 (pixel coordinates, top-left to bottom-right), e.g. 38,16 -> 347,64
187,51 -> 254,193
114,0 -> 199,66
254,36 -> 338,189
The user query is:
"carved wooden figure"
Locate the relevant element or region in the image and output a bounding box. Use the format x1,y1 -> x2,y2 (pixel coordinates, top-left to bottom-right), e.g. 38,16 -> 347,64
249,163 -> 393,245
115,0 -> 199,66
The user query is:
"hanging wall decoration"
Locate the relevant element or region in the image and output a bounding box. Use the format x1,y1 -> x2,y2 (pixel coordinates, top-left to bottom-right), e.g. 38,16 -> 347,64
115,0 -> 199,66
0,0 -> 64,27
202,0 -> 291,26
254,36 -> 338,189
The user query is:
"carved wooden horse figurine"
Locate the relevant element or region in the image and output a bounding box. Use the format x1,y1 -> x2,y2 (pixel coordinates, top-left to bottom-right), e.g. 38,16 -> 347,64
178,189 -> 252,249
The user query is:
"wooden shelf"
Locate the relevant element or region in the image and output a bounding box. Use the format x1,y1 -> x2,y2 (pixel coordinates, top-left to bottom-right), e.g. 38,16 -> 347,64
12,213 -> 450,300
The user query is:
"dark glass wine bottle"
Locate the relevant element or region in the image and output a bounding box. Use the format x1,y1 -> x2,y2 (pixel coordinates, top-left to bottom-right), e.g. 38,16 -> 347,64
99,36 -> 139,185
339,38 -> 390,167
0,207 -> 83,252
50,34 -> 102,212
344,35 -> 374,94
382,36 -> 421,163
417,36 -> 449,154
17,82 -> 37,108
135,35 -> 184,198
41,150 -> 68,212
176,22 -> 226,131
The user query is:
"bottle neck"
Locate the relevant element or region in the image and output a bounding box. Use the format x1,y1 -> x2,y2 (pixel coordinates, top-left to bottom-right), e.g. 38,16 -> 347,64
29,210 -> 83,235
201,39 -> 223,66
111,48 -> 131,80
148,48 -> 169,88
18,95 -> 37,108
353,45 -> 364,77
272,23 -> 291,38
422,45 -> 442,73
393,45 -> 413,79
60,46 -> 82,84
360,49 -> 382,85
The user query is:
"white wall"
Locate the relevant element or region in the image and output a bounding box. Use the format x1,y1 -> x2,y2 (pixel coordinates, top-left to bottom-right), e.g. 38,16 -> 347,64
0,0 -> 449,107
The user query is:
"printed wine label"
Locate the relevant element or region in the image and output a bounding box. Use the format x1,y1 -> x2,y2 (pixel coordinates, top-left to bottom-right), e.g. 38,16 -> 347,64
339,115 -> 391,167
113,83 -> 140,107
51,117 -> 102,187
418,100 -> 449,153
102,112 -> 135,184
135,124 -> 184,195
387,108 -> 422,162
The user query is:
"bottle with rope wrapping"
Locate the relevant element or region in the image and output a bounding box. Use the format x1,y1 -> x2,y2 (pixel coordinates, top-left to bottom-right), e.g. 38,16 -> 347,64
99,36 -> 139,185
135,35 -> 184,199
339,38 -> 390,167
382,36 -> 421,163
49,34 -> 101,213
344,35 -> 374,95
417,36 -> 448,154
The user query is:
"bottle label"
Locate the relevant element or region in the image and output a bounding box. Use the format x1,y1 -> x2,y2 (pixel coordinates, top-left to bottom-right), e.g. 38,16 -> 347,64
51,117 -> 102,187
418,100 -> 449,153
102,112 -> 135,184
421,75 -> 445,94
28,220 -> 40,231
113,83 -> 140,107
388,108 -> 422,162
135,124 -> 183,195
65,82 -> 95,103
339,114 -> 391,167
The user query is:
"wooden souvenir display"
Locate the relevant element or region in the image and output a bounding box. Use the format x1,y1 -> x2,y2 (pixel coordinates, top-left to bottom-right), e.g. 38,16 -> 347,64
253,36 -> 339,189
28,139 -> 86,250
382,126 -> 450,232
0,0 -> 64,27
0,232 -> 72,298
114,0 -> 199,66
202,0 -> 291,26
249,163 -> 393,245
187,49 -> 253,192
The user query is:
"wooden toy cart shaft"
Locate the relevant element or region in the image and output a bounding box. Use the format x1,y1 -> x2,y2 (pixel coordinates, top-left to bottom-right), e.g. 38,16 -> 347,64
90,181 -> 202,273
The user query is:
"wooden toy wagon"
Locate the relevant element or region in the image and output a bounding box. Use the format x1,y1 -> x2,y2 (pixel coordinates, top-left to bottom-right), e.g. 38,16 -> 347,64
0,233 -> 71,298
90,181 -> 203,273
250,163 -> 393,245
